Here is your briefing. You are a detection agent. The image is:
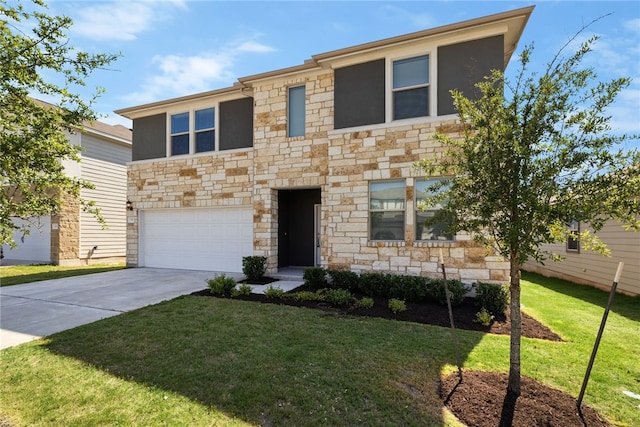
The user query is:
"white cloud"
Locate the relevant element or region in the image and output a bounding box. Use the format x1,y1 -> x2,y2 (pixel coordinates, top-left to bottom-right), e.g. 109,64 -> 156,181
376,5 -> 435,29
122,38 -> 275,104
72,0 -> 185,41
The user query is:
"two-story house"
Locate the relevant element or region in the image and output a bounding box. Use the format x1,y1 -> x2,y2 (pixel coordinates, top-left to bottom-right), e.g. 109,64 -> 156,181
115,6 -> 533,280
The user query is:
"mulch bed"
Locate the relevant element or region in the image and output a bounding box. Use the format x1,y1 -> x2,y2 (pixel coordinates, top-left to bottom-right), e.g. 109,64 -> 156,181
440,371 -> 612,426
191,287 -> 613,426
191,287 -> 562,341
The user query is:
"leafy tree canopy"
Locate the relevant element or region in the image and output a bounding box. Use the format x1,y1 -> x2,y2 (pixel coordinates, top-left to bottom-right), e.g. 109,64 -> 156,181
415,24 -> 639,421
1,0 -> 119,247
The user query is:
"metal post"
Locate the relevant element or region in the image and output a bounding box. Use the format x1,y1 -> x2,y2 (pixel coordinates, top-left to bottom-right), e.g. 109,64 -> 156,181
440,249 -> 463,382
577,262 -> 624,409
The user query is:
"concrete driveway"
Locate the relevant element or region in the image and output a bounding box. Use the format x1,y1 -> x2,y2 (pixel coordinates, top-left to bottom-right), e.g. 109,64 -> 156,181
0,268 -> 243,349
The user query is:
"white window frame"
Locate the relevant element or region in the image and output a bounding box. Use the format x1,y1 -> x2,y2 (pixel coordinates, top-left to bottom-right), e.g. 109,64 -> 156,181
385,50 -> 435,123
369,180 -> 406,241
167,106 -> 219,157
194,108 -> 216,153
415,178 -> 455,242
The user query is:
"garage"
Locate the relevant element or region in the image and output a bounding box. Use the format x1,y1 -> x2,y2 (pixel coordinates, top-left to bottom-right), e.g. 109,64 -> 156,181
2,216 -> 51,262
139,207 -> 253,272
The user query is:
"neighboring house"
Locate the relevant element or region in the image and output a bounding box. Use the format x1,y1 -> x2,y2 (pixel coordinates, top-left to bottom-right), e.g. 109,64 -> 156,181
523,220 -> 640,296
115,7 -> 533,281
2,118 -> 132,266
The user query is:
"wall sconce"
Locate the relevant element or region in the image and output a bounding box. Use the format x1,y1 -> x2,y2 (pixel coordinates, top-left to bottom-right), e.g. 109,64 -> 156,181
126,200 -> 133,211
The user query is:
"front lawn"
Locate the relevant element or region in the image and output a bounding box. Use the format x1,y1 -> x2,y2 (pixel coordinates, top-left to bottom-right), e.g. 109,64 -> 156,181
0,263 -> 126,287
0,272 -> 637,426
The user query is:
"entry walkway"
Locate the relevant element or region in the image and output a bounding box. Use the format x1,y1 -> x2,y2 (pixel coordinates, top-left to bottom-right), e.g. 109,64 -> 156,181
0,268 -> 304,349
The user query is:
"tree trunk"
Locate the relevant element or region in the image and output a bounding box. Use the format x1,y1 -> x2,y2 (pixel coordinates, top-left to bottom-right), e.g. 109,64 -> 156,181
507,255 -> 522,396
499,254 -> 522,427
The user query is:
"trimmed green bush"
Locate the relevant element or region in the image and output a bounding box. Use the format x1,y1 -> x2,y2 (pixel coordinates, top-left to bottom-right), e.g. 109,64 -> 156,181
386,274 -> 428,302
242,256 -> 267,281
292,291 -> 325,302
207,274 -> 237,296
303,267 -> 327,289
327,269 -> 359,291
264,285 -> 285,299
474,282 -> 510,315
473,307 -> 494,326
236,283 -> 253,296
388,298 -> 407,314
358,272 -> 390,297
354,297 -> 374,309
428,279 -> 469,306
321,288 -> 354,307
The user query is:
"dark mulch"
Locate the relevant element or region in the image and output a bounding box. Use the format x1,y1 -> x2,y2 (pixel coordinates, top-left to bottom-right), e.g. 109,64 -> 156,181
440,371 -> 612,426
191,287 -> 562,341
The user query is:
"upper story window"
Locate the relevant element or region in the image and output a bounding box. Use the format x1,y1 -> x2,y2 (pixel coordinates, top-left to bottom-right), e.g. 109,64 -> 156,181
195,108 -> 215,153
170,108 -> 216,156
369,180 -> 405,241
415,178 -> 454,241
392,55 -> 429,120
288,85 -> 305,137
170,112 -> 189,155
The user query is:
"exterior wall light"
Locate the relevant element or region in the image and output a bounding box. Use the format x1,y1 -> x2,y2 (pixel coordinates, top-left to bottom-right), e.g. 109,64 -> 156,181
126,200 -> 133,211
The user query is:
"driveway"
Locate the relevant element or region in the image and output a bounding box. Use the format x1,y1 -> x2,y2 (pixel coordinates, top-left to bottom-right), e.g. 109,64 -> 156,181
0,268 -> 241,349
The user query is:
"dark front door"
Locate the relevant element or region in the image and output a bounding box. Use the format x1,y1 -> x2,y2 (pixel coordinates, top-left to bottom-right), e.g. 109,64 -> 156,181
278,189 -> 321,268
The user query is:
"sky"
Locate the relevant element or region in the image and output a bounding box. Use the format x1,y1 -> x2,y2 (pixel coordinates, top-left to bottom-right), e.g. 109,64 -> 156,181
30,0 -> 640,147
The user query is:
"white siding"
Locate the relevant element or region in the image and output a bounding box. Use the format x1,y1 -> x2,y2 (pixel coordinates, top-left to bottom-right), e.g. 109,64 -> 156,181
1,217 -> 51,262
523,220 -> 640,296
79,135 -> 131,259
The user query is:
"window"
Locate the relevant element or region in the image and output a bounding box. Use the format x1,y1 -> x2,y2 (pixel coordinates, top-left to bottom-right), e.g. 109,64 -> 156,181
567,221 -> 580,252
195,108 -> 215,152
415,178 -> 454,241
392,55 -> 429,120
369,181 -> 405,241
288,86 -> 305,137
170,112 -> 189,155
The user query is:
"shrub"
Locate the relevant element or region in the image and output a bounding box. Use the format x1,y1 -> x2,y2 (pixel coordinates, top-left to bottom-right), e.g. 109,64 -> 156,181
292,291 -> 325,302
242,256 -> 267,281
358,272 -> 390,297
354,297 -> 374,309
303,267 -> 327,289
388,298 -> 407,314
386,274 -> 428,302
473,307 -> 495,326
327,269 -> 360,291
207,274 -> 237,296
474,282 -> 510,315
264,285 -> 285,299
236,283 -> 253,296
321,288 -> 354,307
428,279 -> 469,306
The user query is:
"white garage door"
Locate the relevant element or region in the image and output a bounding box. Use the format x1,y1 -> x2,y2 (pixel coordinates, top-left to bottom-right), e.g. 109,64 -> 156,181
2,216 -> 51,262
139,207 -> 253,272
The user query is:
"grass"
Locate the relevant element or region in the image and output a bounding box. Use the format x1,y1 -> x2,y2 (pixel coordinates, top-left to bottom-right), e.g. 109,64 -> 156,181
0,272 -> 638,426
0,263 -> 126,287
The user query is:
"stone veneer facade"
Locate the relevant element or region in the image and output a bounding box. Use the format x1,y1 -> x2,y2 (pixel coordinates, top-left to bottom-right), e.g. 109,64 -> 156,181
126,68 -> 510,283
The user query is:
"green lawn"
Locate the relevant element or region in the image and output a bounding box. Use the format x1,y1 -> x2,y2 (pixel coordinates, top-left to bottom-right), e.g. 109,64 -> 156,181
0,263 -> 126,287
0,272 -> 637,426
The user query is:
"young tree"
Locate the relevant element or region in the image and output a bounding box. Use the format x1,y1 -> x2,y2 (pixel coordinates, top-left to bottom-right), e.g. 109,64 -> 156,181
0,0 -> 119,247
416,32 -> 639,425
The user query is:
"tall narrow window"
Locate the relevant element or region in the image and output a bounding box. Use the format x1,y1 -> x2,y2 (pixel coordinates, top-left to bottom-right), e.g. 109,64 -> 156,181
567,221 -> 580,252
393,55 -> 429,120
288,85 -> 305,137
415,178 -> 454,241
170,112 -> 189,155
195,108 -> 215,152
369,180 -> 405,241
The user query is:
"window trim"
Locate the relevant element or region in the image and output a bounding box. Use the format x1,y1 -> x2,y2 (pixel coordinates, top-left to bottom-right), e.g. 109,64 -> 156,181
166,106 -> 220,157
386,52 -> 434,123
170,112 -> 190,156
414,178 -> 455,242
369,180 -> 406,241
287,85 -> 306,138
194,107 -> 216,153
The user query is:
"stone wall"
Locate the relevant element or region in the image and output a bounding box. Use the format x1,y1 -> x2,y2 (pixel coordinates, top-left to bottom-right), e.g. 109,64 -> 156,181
51,192 -> 80,265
